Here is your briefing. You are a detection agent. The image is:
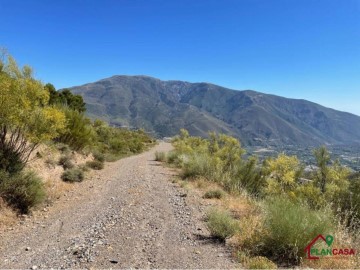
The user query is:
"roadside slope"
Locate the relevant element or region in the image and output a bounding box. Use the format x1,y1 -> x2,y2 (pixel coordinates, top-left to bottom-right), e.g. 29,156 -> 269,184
0,142 -> 238,269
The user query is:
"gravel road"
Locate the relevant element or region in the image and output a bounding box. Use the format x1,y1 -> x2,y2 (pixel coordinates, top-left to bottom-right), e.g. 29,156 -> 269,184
0,142 -> 238,269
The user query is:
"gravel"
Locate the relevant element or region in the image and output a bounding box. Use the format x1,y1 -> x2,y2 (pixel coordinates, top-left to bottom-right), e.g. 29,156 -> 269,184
0,142 -> 239,269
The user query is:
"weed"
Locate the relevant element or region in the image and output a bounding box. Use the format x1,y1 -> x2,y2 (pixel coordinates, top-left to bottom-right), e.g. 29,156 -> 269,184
58,155 -> 74,170
203,189 -> 225,199
61,168 -> 84,182
86,160 -> 104,170
93,151 -> 105,162
247,256 -> 277,269
155,151 -> 166,162
259,196 -> 334,264
206,208 -> 239,241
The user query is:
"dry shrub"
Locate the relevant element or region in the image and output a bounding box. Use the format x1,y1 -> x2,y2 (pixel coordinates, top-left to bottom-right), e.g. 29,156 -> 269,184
203,189 -> 226,199
234,211 -> 266,252
0,198 -> 17,228
221,194 -> 257,219
247,256 -> 277,269
44,179 -> 73,203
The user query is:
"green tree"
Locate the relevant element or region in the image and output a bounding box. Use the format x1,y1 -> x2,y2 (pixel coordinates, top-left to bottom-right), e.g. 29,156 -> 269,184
59,89 -> 86,113
44,83 -> 59,104
264,154 -> 303,197
313,146 -> 331,193
45,84 -> 86,113
0,53 -> 66,173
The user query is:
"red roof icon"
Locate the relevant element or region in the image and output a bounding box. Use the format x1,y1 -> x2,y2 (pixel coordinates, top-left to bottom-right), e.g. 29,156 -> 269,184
304,234 -> 327,260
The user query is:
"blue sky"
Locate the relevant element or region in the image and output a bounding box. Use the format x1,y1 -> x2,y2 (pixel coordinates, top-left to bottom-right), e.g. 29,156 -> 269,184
1,0 -> 359,115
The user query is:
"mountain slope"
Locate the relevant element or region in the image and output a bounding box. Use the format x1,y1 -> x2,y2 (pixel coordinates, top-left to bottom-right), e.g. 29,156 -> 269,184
68,75 -> 360,146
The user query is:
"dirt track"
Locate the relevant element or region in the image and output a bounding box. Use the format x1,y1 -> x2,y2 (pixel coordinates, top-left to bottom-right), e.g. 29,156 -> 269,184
0,142 -> 238,269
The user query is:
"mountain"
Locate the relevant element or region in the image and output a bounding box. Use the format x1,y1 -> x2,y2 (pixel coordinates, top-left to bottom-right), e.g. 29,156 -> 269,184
68,75 -> 360,146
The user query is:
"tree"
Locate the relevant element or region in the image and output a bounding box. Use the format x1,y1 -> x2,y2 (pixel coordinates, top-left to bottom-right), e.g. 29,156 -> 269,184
44,83 -> 59,104
45,85 -> 86,113
264,154 -> 303,197
0,53 -> 66,173
313,146 -> 331,193
59,89 -> 86,113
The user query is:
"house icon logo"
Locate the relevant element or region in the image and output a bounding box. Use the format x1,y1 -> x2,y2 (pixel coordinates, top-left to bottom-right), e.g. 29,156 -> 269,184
304,234 -> 331,260
304,234 -> 356,260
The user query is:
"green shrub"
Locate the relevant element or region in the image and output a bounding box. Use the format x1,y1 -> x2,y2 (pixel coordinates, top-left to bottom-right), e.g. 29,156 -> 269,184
155,151 -> 166,162
0,170 -> 45,213
56,108 -> 96,151
93,151 -> 105,162
206,208 -> 239,241
247,256 -> 277,269
45,157 -> 57,168
55,143 -> 71,154
166,151 -> 178,164
58,155 -> 74,169
78,164 -> 90,172
182,153 -> 217,179
203,189 -> 225,199
259,196 -> 334,264
0,148 -> 25,174
86,160 -> 104,170
61,168 -> 84,182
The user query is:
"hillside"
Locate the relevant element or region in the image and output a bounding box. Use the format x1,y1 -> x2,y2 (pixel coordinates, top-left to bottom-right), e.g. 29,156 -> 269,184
68,75 -> 360,146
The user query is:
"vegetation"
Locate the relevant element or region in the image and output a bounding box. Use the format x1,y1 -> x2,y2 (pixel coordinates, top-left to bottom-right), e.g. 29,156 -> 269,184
0,52 -> 155,214
61,168 -> 84,182
206,208 -> 239,241
155,151 -> 166,162
0,52 -> 66,173
45,83 -> 86,113
258,196 -> 333,264
246,256 -> 277,269
86,160 -> 104,170
203,189 -> 225,199
58,155 -> 74,170
162,129 -> 360,267
0,170 -> 45,213
55,107 -> 95,151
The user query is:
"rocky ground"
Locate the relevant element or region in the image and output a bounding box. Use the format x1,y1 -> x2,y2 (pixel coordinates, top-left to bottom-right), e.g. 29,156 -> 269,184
0,142 -> 239,269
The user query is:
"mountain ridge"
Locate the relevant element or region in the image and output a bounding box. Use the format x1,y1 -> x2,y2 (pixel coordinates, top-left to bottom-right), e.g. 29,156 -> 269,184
67,75 -> 360,146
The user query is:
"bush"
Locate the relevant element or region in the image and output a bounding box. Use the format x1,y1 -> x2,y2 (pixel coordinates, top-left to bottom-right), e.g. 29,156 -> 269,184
93,151 -> 105,162
56,108 -> 95,151
259,196 -> 334,264
166,151 -> 178,164
0,148 -> 25,174
58,155 -> 74,169
61,168 -> 84,182
206,208 -> 239,241
203,189 -> 225,199
182,153 -> 218,180
55,143 -> 71,154
0,170 -> 45,213
247,256 -> 277,269
155,151 -> 166,162
86,160 -> 104,170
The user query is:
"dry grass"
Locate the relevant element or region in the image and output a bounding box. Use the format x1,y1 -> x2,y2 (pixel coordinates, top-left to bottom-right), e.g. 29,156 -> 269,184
44,179 -> 73,204
0,198 -> 17,229
220,194 -> 257,219
303,256 -> 359,269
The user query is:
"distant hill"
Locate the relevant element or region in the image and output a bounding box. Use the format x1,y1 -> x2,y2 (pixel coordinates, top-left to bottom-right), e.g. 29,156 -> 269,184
67,75 -> 360,146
